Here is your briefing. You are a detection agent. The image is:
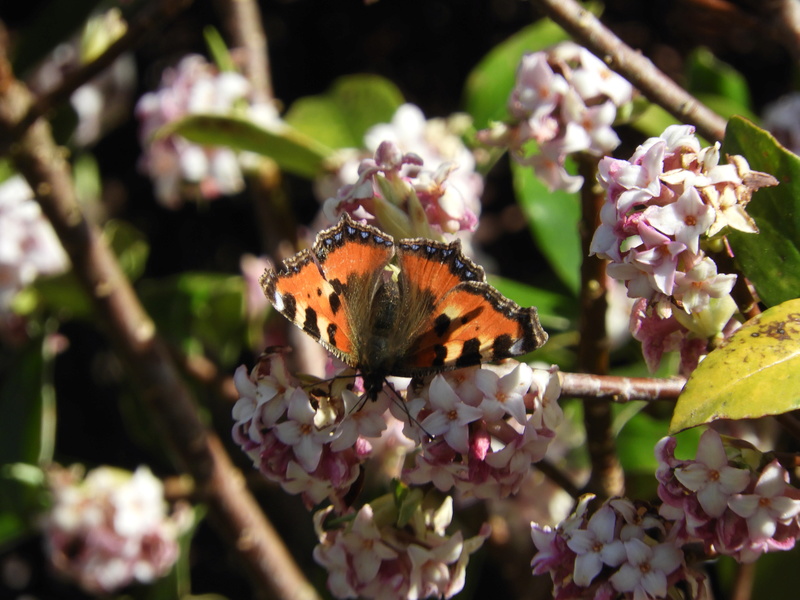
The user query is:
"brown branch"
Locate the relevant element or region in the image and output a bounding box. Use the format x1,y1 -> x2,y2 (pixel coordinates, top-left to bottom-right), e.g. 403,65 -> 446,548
575,153 -> 624,499
213,0 -> 274,103
0,68 -> 320,600
558,372 -> 686,402
529,0 -> 728,142
12,0 -> 194,138
760,0 -> 800,61
534,459 -> 582,500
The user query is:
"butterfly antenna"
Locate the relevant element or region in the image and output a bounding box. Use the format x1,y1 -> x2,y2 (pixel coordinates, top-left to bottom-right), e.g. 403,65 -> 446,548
383,378 -> 432,439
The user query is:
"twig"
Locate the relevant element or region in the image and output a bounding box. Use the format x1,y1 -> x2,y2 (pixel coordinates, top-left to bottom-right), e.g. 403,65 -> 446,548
576,153 -> 624,499
535,459 -> 582,500
762,0 -> 800,61
11,0 -> 194,138
0,70 -> 320,600
213,0 -> 273,103
558,372 -> 686,402
529,0 -> 728,142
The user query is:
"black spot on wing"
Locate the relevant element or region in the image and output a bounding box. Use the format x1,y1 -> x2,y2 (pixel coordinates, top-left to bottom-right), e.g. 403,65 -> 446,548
456,338 -> 482,368
432,344 -> 447,367
327,323 -> 338,347
433,313 -> 451,337
330,278 -> 345,294
492,334 -> 513,359
303,307 -> 321,339
329,291 -> 341,315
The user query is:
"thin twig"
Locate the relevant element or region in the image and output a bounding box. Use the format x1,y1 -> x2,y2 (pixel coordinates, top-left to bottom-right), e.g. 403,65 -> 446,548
11,0 -> 194,138
213,0 -> 273,103
558,372 -> 686,402
0,68 -> 320,600
529,0 -> 728,142
762,0 -> 800,60
576,153 -> 624,499
535,459 -> 582,500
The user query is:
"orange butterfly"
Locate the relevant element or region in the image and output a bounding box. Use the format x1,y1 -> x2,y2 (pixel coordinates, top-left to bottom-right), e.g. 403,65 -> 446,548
261,215 -> 547,399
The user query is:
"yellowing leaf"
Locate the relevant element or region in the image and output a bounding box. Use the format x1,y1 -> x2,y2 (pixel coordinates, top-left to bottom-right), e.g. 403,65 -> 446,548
670,299 -> 800,433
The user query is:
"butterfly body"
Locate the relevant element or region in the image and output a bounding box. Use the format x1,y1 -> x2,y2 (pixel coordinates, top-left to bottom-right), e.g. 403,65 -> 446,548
261,215 -> 547,398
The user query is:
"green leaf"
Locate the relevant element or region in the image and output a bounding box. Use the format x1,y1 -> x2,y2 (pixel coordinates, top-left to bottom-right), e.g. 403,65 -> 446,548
0,337 -> 56,466
139,273 -> 248,368
686,48 -> 752,112
0,463 -> 48,546
721,116 -> 800,306
511,160 -> 581,295
629,103 -> 680,139
104,219 -> 150,282
487,275 -> 577,328
204,26 -> 236,72
162,115 -> 333,179
463,19 -> 569,129
285,75 -> 404,149
670,298 -> 800,433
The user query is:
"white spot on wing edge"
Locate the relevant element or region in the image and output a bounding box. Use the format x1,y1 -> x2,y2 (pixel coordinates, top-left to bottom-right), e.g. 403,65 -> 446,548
509,339 -> 525,355
273,291 -> 285,311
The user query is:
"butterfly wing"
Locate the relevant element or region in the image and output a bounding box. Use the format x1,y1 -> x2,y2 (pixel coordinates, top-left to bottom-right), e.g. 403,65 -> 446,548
391,238 -> 547,376
261,216 -> 394,366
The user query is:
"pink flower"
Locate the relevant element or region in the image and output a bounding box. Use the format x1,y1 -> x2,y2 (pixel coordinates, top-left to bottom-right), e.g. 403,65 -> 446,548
673,429 -> 751,518
728,460 -> 800,542
672,257 -> 736,314
644,186 -> 714,255
567,505 -> 626,586
609,538 -> 683,600
44,465 -> 188,595
490,42 -> 634,193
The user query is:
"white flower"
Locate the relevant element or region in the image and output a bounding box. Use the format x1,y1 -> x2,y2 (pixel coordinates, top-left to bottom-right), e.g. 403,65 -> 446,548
610,538 -> 683,600
567,505 -> 626,586
419,375 -> 484,454
674,429 -> 750,518
0,176 -> 69,309
474,362 -> 532,425
274,387 -> 336,472
728,460 -> 800,542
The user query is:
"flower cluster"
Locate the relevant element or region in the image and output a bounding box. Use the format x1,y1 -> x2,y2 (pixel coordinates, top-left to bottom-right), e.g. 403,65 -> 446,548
480,41 -> 634,193
0,176 -> 69,311
591,124 -> 777,373
232,349 -> 563,507
656,429 -> 800,563
43,465 -> 189,595
231,349 -> 382,510
402,364 -> 562,500
136,54 -> 281,208
313,496 -> 490,600
321,104 -> 483,237
531,495 -> 701,600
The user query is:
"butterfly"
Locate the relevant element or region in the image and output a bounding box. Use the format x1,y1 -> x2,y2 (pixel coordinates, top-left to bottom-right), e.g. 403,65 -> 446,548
260,214 -> 548,400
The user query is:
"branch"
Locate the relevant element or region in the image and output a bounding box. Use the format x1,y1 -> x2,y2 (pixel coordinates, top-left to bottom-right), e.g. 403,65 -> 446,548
12,0 -> 194,137
0,66 -> 320,600
576,154 -> 624,499
529,0 -> 728,142
558,372 -> 686,402
213,0 -> 274,103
